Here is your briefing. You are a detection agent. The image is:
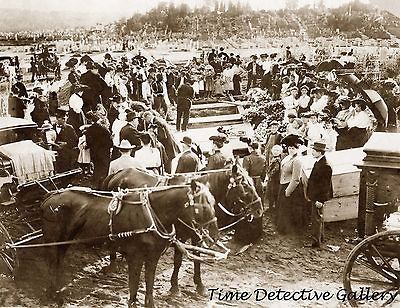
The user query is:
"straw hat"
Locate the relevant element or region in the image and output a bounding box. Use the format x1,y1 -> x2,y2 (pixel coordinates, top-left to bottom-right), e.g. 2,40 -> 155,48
117,139 -> 135,150
311,142 -> 327,152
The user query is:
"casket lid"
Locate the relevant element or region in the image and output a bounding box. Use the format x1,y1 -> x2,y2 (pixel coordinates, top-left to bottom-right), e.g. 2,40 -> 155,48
357,132 -> 400,169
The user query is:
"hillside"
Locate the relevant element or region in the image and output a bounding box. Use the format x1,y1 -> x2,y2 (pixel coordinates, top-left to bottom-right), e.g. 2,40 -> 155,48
116,1 -> 400,40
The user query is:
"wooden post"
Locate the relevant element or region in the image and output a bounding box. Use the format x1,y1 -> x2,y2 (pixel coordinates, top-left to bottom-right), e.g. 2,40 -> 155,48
357,169 -> 367,238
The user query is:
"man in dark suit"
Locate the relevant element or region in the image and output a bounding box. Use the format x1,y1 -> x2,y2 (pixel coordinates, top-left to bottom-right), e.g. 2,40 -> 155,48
119,111 -> 142,154
54,108 -> 78,172
98,53 -> 113,78
166,66 -> 177,106
176,78 -> 194,132
246,55 -> 262,91
85,113 -> 113,188
306,142 -> 333,248
243,141 -> 267,199
80,61 -> 107,113
175,136 -> 199,174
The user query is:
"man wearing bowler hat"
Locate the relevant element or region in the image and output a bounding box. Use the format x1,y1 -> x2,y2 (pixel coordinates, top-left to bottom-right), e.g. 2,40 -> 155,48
173,136 -> 199,174
305,142 -> 333,248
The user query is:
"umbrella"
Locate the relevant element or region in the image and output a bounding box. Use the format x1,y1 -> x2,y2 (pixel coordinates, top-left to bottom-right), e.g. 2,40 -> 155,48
315,59 -> 344,72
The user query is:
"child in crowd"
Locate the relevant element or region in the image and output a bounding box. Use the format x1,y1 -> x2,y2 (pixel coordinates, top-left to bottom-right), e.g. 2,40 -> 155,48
323,119 -> 338,152
77,124 -> 92,176
305,112 -> 325,147
264,144 -> 283,211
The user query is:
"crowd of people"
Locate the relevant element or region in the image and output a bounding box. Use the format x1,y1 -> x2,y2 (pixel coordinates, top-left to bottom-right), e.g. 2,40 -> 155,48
6,44 -> 387,247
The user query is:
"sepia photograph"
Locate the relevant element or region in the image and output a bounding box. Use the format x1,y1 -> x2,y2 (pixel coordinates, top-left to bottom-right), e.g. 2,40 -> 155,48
0,0 -> 400,307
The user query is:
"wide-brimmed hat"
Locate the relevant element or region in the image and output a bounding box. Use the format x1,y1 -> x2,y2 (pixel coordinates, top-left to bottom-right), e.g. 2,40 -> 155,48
209,134 -> 228,144
117,139 -> 135,150
311,142 -> 327,152
56,106 -> 69,117
80,55 -> 94,64
209,135 -> 227,148
32,87 -> 43,95
281,134 -> 304,147
181,136 -> 192,146
300,85 -> 309,91
65,58 -> 78,68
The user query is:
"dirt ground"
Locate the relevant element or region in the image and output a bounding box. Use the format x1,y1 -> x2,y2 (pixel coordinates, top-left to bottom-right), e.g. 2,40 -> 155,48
1,210 -> 398,308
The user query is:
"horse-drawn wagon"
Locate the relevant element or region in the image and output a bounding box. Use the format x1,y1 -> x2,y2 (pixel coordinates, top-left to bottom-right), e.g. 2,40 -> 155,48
0,116 -> 81,276
0,161 -> 261,306
342,132 -> 400,307
0,178 -> 226,306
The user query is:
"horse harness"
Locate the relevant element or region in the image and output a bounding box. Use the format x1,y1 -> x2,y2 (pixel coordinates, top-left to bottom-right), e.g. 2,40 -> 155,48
107,189 -> 175,243
107,188 -> 215,246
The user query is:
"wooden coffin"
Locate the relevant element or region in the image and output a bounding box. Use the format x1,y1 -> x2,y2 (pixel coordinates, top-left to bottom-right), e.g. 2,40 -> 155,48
301,148 -> 366,222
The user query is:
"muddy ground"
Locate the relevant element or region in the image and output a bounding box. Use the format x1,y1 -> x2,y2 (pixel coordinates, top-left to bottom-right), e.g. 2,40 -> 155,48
1,211 -> 397,308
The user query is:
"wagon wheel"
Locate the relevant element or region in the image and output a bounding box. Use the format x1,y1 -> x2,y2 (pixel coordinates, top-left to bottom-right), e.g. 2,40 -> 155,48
343,230 -> 400,307
0,222 -> 18,277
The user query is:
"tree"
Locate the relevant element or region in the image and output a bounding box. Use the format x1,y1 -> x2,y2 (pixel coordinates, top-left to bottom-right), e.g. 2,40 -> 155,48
285,0 -> 299,11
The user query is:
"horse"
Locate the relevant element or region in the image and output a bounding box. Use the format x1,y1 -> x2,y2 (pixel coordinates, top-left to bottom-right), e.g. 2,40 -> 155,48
40,181 -> 217,308
102,164 -> 264,295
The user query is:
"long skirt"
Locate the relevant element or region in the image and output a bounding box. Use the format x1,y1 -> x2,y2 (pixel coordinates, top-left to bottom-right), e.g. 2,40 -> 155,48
276,183 -> 306,235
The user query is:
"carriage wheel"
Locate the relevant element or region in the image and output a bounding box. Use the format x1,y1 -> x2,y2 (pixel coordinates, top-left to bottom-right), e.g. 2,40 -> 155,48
343,230 -> 400,307
0,222 -> 18,277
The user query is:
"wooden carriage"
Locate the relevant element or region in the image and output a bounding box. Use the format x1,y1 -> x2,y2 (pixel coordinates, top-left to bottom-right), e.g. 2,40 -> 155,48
341,132 -> 400,307
301,147 -> 365,222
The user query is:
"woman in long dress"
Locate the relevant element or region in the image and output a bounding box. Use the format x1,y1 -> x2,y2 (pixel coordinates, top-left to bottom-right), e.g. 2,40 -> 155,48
277,135 -> 306,235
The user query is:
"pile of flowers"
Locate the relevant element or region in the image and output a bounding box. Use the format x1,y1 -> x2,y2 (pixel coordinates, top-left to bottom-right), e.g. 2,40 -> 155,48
242,99 -> 285,128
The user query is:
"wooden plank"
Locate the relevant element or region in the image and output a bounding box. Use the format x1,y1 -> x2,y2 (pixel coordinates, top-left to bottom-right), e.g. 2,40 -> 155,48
189,113 -> 243,124
332,171 -> 360,198
324,195 -> 358,222
301,148 -> 365,198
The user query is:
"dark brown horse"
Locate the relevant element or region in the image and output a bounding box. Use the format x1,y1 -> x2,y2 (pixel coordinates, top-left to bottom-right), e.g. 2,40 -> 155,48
40,181 -> 217,308
102,164 -> 263,295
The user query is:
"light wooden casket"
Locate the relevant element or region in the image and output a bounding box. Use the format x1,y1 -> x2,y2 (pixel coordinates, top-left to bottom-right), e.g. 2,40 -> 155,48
300,148 -> 366,222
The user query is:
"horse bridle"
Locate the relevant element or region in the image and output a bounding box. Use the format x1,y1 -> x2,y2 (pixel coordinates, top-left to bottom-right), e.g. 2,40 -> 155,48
177,189 -> 217,242
225,174 -> 262,222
